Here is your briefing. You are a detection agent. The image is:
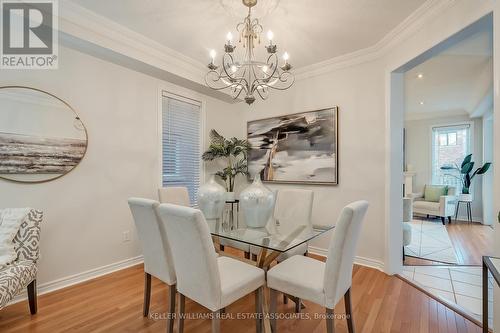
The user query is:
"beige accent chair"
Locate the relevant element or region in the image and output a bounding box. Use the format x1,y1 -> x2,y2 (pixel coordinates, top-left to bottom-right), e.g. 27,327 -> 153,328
410,186 -> 456,225
267,201 -> 369,333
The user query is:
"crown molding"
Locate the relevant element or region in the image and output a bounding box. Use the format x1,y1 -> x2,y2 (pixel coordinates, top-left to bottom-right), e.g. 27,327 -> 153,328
58,2 -> 207,85
294,0 -> 456,81
57,1 -> 456,91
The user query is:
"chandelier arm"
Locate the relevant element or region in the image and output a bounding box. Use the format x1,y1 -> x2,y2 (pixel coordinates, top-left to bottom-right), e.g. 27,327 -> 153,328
263,53 -> 279,80
204,1 -> 294,104
221,53 -> 239,81
255,86 -> 269,100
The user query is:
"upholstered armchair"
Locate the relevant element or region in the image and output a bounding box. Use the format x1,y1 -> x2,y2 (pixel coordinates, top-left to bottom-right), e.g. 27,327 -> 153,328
0,209 -> 43,314
410,185 -> 456,225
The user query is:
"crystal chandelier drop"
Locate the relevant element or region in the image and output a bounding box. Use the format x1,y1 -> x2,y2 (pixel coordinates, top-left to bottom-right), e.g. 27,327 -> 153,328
205,0 -> 294,105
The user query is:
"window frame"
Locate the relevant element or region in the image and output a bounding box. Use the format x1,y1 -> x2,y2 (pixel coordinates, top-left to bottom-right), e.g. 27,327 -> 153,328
157,87 -> 206,204
429,121 -> 474,190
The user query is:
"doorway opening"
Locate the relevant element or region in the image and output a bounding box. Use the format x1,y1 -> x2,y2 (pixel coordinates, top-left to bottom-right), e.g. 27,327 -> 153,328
390,13 -> 495,327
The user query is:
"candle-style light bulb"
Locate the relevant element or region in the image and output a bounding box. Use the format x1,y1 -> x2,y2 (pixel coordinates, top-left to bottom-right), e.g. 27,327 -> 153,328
226,32 -> 233,44
267,30 -> 274,43
283,52 -> 289,63
209,49 -> 216,62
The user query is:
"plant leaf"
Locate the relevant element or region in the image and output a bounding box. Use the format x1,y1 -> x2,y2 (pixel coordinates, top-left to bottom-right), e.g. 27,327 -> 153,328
461,162 -> 474,175
461,154 -> 472,168
476,162 -> 492,175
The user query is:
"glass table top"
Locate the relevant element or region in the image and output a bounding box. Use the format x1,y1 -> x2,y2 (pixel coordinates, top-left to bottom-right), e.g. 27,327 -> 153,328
206,219 -> 334,253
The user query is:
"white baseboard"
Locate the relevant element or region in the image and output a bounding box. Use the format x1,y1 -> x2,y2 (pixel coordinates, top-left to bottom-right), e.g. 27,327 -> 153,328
308,246 -> 385,272
8,255 -> 144,306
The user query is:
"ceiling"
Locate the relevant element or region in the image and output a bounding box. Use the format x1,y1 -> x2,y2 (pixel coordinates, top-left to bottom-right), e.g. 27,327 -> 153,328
405,29 -> 493,119
67,0 -> 426,69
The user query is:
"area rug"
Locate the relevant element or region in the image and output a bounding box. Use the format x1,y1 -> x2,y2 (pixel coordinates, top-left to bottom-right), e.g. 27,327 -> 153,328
405,219 -> 458,264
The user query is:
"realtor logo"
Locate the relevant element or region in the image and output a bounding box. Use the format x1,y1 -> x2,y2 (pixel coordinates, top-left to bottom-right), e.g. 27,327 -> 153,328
1,0 -> 58,69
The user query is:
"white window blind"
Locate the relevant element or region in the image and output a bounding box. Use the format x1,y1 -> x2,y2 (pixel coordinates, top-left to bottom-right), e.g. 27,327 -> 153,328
431,124 -> 471,192
162,93 -> 202,206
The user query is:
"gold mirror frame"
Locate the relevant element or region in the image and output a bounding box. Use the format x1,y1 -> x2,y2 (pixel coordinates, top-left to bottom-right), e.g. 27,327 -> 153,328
0,86 -> 88,184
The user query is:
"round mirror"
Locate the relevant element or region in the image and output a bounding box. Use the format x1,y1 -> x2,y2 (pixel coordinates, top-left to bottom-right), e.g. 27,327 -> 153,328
0,86 -> 88,183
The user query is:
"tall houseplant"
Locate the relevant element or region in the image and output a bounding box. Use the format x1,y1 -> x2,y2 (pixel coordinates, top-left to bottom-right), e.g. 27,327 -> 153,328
202,129 -> 250,196
441,153 -> 491,194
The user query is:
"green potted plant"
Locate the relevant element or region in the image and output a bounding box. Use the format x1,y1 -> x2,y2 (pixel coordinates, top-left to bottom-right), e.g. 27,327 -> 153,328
202,129 -> 250,200
441,153 -> 491,200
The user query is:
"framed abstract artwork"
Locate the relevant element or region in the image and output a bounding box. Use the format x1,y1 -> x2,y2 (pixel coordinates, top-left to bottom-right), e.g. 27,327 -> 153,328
247,107 -> 339,185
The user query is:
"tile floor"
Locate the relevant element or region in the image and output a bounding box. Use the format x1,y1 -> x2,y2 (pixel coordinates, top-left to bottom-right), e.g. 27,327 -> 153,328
405,219 -> 458,264
401,265 -> 494,328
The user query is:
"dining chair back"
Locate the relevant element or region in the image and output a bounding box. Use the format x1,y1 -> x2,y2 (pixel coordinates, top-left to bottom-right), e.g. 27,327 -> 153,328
128,198 -> 176,285
274,189 -> 314,231
267,200 -> 369,333
156,203 -> 221,310
158,186 -> 191,206
324,200 -> 369,308
157,203 -> 266,333
128,197 -> 177,332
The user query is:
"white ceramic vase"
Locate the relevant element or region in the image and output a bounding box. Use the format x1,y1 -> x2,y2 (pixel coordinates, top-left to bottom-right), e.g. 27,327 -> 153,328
225,192 -> 236,202
240,175 -> 275,228
198,175 -> 226,220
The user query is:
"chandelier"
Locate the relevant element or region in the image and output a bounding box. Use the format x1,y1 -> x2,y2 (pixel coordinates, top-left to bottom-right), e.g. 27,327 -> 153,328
205,0 -> 294,105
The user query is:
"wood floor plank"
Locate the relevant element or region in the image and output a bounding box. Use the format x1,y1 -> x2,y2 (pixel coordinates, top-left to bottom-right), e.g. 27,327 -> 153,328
404,220 -> 494,266
0,251 -> 483,333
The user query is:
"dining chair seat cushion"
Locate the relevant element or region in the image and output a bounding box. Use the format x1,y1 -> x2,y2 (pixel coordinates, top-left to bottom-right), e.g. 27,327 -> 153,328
267,255 -> 326,307
217,256 -> 265,309
0,260 -> 37,309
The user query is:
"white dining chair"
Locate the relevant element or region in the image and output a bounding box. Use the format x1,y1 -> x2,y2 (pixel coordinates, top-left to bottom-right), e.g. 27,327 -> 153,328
156,203 -> 266,333
158,186 -> 191,206
267,200 -> 369,333
128,198 -> 176,333
250,189 -> 314,259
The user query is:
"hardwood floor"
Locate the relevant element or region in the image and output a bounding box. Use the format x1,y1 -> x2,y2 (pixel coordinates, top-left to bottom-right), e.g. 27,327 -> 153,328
404,219 -> 494,266
0,254 -> 482,333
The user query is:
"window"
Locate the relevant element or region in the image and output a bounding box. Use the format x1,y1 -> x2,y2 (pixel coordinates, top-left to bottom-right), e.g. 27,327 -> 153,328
162,93 -> 202,206
431,124 -> 471,192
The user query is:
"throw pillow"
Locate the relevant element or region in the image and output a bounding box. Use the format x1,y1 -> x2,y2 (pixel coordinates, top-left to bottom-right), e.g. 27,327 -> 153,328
0,208 -> 30,267
424,186 -> 447,202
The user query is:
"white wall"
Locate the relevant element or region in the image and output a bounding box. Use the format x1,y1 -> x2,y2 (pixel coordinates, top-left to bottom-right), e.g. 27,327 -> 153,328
238,58 -> 387,268
0,46 -> 242,287
404,115 -> 484,221
482,111 -> 494,225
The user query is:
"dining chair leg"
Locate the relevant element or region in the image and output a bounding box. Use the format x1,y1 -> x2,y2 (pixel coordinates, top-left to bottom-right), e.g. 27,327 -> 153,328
143,273 -> 151,317
269,288 -> 278,333
255,287 -> 263,333
27,279 -> 37,315
212,310 -> 221,333
344,288 -> 355,333
326,308 -> 335,333
294,298 -> 301,313
178,293 -> 186,333
167,284 -> 176,333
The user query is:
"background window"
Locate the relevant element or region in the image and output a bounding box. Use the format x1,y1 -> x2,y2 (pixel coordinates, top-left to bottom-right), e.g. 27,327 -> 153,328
162,93 -> 202,205
431,124 -> 471,192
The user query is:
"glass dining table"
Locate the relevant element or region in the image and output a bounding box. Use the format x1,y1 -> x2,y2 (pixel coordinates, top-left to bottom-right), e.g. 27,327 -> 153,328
206,218 -> 334,268
205,218 -> 335,333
